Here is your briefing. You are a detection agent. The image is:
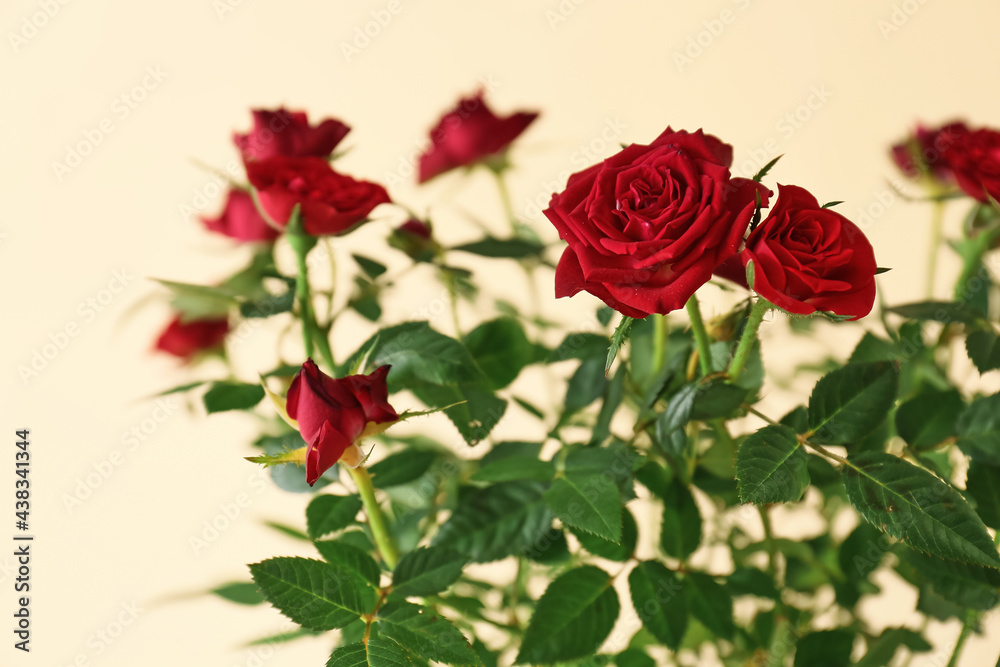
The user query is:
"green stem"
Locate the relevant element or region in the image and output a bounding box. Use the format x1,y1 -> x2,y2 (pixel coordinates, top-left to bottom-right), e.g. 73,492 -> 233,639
652,314 -> 669,374
293,246 -> 316,360
347,465 -> 399,569
729,299 -> 770,382
946,609 -> 977,667
685,295 -> 713,377
492,169 -> 518,235
766,616 -> 794,667
925,200 -> 945,299
759,505 -> 779,583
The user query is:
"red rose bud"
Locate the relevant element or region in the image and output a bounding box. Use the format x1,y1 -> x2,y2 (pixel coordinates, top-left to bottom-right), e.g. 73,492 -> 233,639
246,156 -> 391,236
286,360 -> 399,485
418,92 -> 538,183
890,121 -> 966,183
940,124 -> 1000,203
545,127 -> 770,318
390,218 -> 438,261
234,108 -> 350,161
200,188 -> 279,242
744,184 -> 877,320
154,314 -> 229,359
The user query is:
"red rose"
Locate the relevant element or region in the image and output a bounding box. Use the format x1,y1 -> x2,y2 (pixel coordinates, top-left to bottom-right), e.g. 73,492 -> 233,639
941,124 -> 1000,202
742,184 -> 876,320
544,127 -> 770,318
418,92 -> 538,183
286,360 -> 399,485
246,156 -> 391,236
234,108 -> 350,161
890,121 -> 966,183
154,314 -> 229,359
390,218 -> 437,261
200,188 -> 279,242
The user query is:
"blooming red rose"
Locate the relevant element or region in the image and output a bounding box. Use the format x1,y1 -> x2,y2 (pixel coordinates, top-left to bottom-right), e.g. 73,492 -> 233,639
544,127 -> 770,318
891,121 -> 966,183
741,184 -> 877,320
154,314 -> 229,359
418,92 -> 538,183
200,188 -> 279,242
286,360 -> 399,485
234,108 -> 350,161
246,156 -> 391,236
940,124 -> 1000,203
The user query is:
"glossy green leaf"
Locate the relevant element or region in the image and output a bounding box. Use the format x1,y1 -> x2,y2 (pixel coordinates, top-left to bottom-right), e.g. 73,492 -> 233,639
314,540 -> 381,586
737,425 -> 810,504
966,463 -> 1000,529
895,389 -> 964,449
210,581 -> 264,606
462,317 -> 533,390
660,480 -> 701,560
326,639 -> 419,667
369,450 -> 438,488
627,561 -> 687,650
391,546 -> 467,598
306,495 -> 363,539
471,457 -> 554,483
203,382 -> 265,414
807,362 -> 898,445
376,601 -> 481,665
544,474 -> 622,542
956,392 -> 1000,464
571,508 -> 638,561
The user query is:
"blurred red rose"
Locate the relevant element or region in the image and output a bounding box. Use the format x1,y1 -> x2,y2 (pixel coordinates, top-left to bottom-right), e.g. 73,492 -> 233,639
390,218 -> 437,261
154,314 -> 229,359
234,108 -> 350,161
941,124 -> 1000,202
544,127 -> 769,317
891,121 -> 966,183
418,92 -> 538,182
246,156 -> 391,236
200,188 -> 279,242
286,360 -> 399,485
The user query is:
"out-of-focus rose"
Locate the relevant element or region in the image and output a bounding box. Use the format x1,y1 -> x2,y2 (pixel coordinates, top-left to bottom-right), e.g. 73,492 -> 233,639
418,92 -> 538,183
544,127 -> 769,317
234,108 -> 350,161
200,188 -> 279,242
286,360 -> 399,485
742,184 -> 877,320
154,314 -> 229,359
246,156 -> 391,236
389,218 -> 437,261
890,121 -> 966,184
940,124 -> 1000,203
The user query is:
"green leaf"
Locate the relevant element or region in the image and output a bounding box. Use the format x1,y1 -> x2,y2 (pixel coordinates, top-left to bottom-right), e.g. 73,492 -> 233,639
956,393 -> 1000,464
264,521 -> 311,541
240,280 -> 295,319
736,425 -> 810,504
432,482 -> 553,562
517,565 -> 620,664
895,389 -> 964,449
248,557 -> 377,631
592,363 -> 627,445
807,362 -> 898,444
660,479 -> 701,560
614,648 -> 656,667
326,639 -> 419,667
548,332 -> 610,362
376,601 -> 481,665
793,629 -> 854,667
352,254 -> 387,279
966,463 -> 1000,529
153,278 -> 238,319
855,628 -> 931,667
842,452 -> 1000,567
452,236 -> 545,259
471,457 -> 554,483
606,316 -> 635,374
571,508 -> 638,561
627,561 -> 687,650
725,567 -> 780,600
886,301 -> 987,326
544,474 -> 622,542
565,357 -> 608,413
411,383 -> 506,447
684,573 -> 735,640
391,546 -> 467,598
314,540 -> 381,586
752,154 -> 782,182
210,581 -> 264,606
967,329 -> 1000,373
462,317 -> 533,390
203,382 -> 265,413
307,495 -> 363,539
369,450 -> 438,488
904,549 -> 1000,610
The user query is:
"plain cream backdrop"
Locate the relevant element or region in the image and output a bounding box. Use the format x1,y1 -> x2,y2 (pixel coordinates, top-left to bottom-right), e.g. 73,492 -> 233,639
4,0 -> 1000,664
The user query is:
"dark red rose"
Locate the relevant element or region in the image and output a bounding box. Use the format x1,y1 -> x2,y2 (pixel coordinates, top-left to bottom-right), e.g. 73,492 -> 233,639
544,127 -> 770,318
246,156 -> 391,236
286,360 -> 399,485
234,108 -> 350,161
742,184 -> 876,320
941,124 -> 1000,202
154,314 -> 229,359
418,92 -> 538,183
200,188 -> 279,242
390,218 -> 437,261
891,121 -> 967,183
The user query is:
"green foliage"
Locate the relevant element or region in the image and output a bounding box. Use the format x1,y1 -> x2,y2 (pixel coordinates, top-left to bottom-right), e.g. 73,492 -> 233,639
807,362 -> 899,445
391,546 -> 467,598
736,425 -> 810,504
203,381 -> 265,413
306,495 -> 363,539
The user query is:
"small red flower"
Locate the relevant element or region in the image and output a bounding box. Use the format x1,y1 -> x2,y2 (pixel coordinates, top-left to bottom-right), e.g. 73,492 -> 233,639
154,314 -> 229,359
200,188 -> 279,242
234,108 -> 350,161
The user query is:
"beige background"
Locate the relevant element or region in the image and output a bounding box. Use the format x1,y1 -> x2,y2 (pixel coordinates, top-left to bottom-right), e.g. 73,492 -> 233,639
4,0 -> 1000,664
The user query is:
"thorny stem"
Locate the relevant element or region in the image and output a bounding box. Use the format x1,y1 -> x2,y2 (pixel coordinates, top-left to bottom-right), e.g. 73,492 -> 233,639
347,465 -> 399,570
729,298 -> 770,382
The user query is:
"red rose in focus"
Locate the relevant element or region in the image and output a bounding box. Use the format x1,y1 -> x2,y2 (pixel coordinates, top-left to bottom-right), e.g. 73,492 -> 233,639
246,156 -> 391,236
891,121 -> 966,183
155,314 -> 229,359
418,92 -> 538,183
743,184 -> 876,320
941,124 -> 1000,203
286,360 -> 399,485
200,188 -> 279,242
234,108 -> 350,161
544,127 -> 770,318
